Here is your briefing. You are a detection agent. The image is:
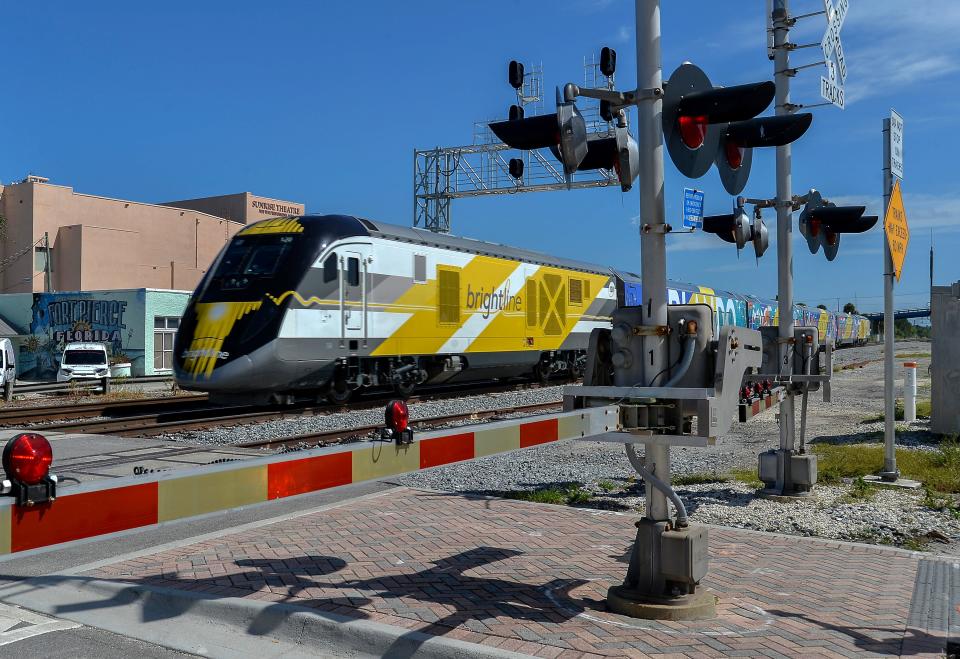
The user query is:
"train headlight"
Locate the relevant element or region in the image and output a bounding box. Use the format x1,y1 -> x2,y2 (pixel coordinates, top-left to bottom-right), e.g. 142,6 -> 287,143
1,432 -> 57,506
382,400 -> 413,445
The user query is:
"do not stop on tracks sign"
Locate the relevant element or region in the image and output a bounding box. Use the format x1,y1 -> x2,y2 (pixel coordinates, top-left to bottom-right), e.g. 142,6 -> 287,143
884,179 -> 909,281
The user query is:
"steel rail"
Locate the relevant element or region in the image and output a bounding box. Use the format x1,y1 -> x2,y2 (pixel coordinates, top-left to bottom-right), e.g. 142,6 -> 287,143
0,394 -> 210,426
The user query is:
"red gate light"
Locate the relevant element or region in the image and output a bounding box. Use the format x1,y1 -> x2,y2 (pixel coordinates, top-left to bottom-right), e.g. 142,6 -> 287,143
2,433 -> 53,485
678,115 -> 709,149
724,140 -> 745,169
385,400 -> 409,433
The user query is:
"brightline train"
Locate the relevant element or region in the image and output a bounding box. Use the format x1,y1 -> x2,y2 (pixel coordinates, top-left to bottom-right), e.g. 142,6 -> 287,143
173,214 -> 870,404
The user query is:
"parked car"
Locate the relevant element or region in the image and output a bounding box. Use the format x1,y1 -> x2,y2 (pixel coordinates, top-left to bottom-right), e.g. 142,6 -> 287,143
57,342 -> 110,382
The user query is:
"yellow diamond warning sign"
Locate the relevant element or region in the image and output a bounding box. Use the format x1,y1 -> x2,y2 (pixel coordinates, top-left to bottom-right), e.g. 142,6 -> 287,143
884,180 -> 909,281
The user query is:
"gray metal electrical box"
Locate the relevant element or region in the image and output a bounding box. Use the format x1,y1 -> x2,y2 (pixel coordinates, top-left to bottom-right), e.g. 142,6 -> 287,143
932,282 -> 960,435
758,450 -> 817,489
660,526 -> 709,586
790,454 -> 817,486
609,304 -> 714,389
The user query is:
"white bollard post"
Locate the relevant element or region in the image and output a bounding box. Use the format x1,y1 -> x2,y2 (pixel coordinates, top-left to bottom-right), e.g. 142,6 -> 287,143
903,361 -> 917,423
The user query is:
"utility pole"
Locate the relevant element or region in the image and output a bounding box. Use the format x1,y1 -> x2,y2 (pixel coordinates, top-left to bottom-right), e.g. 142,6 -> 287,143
772,0 -> 797,493
43,232 -> 52,293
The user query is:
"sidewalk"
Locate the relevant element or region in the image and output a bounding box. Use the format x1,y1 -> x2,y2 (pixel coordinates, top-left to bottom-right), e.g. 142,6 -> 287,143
14,488 -> 959,657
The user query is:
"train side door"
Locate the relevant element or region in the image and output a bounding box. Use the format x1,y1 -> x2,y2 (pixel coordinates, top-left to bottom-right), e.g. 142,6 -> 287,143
341,249 -> 368,337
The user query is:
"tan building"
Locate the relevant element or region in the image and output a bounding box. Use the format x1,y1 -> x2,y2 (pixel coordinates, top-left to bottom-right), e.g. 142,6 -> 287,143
0,177 -> 304,294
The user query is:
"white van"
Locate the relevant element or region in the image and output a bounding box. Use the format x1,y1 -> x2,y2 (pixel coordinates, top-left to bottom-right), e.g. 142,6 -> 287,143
0,339 -> 15,390
57,342 -> 110,382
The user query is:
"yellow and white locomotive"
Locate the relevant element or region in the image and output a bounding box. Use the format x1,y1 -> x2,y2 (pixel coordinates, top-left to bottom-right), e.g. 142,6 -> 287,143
175,214 -> 616,404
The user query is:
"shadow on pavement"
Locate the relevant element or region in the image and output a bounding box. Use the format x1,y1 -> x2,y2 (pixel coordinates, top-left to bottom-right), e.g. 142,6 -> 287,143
0,546 -> 588,659
768,608 -> 947,657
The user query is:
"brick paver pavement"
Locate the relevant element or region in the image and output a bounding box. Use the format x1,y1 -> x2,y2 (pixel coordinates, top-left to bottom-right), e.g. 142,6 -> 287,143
89,488 -> 951,657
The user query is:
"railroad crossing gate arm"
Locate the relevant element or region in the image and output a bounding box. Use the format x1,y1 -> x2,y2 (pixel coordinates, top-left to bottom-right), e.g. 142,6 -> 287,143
0,406 -> 621,557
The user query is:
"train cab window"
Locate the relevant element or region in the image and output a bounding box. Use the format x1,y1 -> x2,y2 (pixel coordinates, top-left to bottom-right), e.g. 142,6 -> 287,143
323,254 -> 337,283
347,257 -> 360,286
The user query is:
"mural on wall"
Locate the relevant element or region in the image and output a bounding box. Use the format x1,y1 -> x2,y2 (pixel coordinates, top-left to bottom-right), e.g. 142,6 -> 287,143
16,292 -> 146,380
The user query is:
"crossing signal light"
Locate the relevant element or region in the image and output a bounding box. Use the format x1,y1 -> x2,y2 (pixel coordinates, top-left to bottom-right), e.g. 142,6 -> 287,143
716,114 -> 813,195
799,190 -> 879,261
551,125 -> 639,192
383,400 -> 413,445
662,63 -> 813,193
663,63 -> 774,179
1,432 -> 57,506
509,104 -> 524,121
703,208 -> 752,250
600,47 -> 617,77
702,206 -> 769,258
489,92 -> 588,180
508,60 -> 524,90
508,158 -> 524,180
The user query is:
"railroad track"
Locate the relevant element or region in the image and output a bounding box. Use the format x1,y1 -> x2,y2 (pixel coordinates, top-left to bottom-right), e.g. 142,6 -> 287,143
0,394 -> 211,426
25,379 -> 566,437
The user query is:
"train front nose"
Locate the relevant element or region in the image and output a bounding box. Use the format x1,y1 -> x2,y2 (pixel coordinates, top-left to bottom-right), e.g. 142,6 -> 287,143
174,299 -> 275,391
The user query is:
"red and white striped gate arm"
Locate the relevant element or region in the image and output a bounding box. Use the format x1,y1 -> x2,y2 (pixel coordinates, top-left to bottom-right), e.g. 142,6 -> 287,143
0,406 -> 619,557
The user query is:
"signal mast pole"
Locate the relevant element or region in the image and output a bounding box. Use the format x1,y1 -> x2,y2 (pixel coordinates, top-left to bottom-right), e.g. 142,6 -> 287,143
772,0 -> 797,493
635,0 -> 670,524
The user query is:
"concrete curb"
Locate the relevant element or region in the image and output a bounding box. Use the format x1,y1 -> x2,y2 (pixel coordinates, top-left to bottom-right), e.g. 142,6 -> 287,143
1,576 -> 535,659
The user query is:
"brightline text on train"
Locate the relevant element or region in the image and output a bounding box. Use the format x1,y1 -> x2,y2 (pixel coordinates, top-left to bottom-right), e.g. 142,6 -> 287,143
465,282 -> 522,319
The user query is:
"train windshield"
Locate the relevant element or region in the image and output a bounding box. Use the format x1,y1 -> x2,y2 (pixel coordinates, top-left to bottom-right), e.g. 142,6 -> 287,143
210,235 -> 294,291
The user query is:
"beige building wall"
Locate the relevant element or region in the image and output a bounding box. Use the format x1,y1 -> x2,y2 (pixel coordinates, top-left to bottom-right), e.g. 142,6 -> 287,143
0,180 -> 303,294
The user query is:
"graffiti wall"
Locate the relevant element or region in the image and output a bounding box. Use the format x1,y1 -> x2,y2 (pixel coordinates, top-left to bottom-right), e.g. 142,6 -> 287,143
0,290 -> 147,380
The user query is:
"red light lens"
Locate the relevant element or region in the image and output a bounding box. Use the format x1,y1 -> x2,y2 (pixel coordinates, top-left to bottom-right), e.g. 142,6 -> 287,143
809,219 -> 821,237
826,230 -> 838,246
724,140 -> 745,169
386,400 -> 409,433
678,115 -> 708,149
2,433 -> 52,485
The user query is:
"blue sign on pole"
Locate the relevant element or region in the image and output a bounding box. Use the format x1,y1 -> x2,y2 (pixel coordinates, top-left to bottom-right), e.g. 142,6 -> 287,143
682,188 -> 705,229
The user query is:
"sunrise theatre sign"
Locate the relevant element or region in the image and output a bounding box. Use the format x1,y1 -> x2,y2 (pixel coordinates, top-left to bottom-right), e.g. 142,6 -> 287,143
250,198 -> 304,219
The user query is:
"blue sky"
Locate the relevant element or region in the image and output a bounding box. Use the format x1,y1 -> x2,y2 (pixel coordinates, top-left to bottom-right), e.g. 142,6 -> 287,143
3,0 -> 956,313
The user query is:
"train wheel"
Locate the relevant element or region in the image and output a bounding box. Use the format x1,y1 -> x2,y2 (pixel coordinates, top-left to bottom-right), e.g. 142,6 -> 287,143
534,362 -> 550,386
393,380 -> 416,399
326,379 -> 352,404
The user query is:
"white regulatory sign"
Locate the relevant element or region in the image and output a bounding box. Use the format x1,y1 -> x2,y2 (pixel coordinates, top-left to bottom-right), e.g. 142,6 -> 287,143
890,110 -> 904,180
820,0 -> 849,108
821,77 -> 845,110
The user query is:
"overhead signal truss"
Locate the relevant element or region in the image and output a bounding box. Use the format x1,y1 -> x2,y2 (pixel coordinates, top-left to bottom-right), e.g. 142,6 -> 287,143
413,59 -> 623,234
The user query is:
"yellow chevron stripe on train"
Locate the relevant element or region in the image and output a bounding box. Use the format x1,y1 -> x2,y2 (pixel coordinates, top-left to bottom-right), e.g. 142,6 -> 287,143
173,215 -> 871,405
